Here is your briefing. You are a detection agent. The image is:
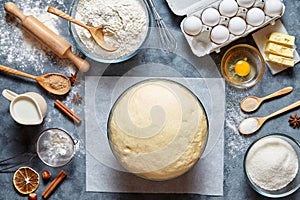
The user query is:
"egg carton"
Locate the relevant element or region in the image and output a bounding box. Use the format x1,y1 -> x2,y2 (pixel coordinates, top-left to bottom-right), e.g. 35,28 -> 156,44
166,0 -> 285,57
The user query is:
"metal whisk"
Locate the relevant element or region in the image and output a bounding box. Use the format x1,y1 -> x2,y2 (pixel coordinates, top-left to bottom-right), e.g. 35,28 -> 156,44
147,0 -> 177,52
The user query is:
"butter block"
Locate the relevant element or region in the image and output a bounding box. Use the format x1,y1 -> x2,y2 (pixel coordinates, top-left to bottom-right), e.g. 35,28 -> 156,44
265,42 -> 294,58
268,32 -> 295,46
266,53 -> 295,67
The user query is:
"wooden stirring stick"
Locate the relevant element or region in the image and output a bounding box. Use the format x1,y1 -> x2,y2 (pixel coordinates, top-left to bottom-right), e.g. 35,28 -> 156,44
4,2 -> 90,72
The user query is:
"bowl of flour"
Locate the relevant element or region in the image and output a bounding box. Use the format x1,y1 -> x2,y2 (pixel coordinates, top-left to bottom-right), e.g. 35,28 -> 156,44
244,134 -> 300,198
69,0 -> 150,63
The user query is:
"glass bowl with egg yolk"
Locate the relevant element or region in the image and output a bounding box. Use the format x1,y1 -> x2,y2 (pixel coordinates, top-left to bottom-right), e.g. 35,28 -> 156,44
221,44 -> 265,88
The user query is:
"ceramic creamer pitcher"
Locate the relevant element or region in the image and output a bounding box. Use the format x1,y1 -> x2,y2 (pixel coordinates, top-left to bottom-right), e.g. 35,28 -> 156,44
2,89 -> 47,125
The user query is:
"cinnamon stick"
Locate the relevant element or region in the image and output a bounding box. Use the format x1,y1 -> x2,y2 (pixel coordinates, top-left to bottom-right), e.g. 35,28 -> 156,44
42,170 -> 67,199
54,100 -> 81,124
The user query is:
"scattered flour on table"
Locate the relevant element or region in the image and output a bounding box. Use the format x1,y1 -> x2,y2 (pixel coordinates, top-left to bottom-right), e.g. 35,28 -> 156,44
75,0 -> 148,59
225,89 -> 252,158
0,0 -> 75,74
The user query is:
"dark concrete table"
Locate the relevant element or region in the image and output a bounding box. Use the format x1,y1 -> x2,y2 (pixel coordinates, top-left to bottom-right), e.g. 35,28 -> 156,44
0,0 -> 299,199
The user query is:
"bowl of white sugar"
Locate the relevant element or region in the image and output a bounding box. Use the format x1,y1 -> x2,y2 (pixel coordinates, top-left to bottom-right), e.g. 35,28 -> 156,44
244,134 -> 300,198
69,0 -> 150,63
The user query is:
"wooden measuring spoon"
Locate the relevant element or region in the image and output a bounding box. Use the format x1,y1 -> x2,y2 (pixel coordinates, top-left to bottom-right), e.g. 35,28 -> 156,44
0,64 -> 70,95
47,6 -> 117,52
240,86 -> 293,112
239,100 -> 300,135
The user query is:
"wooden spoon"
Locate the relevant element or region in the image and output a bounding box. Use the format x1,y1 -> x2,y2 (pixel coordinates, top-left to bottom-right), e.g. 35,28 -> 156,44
239,100 -> 300,135
0,64 -> 70,95
47,6 -> 117,52
240,86 -> 293,112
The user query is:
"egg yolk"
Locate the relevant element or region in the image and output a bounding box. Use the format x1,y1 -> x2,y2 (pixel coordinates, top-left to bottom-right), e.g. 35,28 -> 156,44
234,60 -> 251,76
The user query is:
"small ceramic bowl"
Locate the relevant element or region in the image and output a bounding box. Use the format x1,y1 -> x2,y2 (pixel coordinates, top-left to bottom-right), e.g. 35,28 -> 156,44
68,0 -> 150,63
221,44 -> 265,88
244,134 -> 300,198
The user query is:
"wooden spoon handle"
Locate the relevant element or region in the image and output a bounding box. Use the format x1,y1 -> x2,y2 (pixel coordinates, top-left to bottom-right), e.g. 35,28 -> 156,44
0,64 -> 37,80
47,6 -> 89,29
4,2 -> 26,21
265,100 -> 300,120
262,86 -> 293,101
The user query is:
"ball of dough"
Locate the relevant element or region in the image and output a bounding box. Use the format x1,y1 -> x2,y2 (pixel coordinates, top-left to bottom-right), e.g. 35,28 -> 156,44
108,80 -> 208,181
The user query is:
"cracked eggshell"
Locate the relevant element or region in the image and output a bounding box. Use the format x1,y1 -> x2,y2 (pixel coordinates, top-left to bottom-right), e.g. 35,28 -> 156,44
264,0 -> 283,17
210,25 -> 229,44
201,8 -> 220,26
237,0 -> 255,8
246,8 -> 265,27
228,17 -> 247,35
219,0 -> 239,17
183,16 -> 203,36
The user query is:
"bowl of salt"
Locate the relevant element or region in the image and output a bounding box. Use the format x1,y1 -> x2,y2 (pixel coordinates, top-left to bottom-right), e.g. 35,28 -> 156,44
244,134 -> 300,198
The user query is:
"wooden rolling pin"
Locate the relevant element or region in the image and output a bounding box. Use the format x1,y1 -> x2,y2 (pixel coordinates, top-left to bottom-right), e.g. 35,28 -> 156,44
4,2 -> 90,72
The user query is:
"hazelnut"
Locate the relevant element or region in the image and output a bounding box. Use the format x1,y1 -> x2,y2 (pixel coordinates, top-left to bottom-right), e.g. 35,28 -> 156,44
42,170 -> 51,181
28,193 -> 37,200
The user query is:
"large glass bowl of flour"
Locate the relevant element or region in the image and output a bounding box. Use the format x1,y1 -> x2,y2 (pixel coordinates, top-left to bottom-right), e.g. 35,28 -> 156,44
69,0 -> 150,63
244,134 -> 300,198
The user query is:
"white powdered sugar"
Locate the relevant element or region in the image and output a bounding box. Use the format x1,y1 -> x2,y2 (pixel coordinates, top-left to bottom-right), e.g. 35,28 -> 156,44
37,129 -> 75,167
246,137 -> 298,191
75,0 -> 148,59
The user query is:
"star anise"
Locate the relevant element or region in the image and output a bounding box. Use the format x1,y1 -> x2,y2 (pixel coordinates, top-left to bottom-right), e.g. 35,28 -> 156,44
72,92 -> 83,104
69,72 -> 80,86
288,112 -> 300,128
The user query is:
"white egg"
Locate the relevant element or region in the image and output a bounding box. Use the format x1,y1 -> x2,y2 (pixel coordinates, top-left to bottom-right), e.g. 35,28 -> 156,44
237,0 -> 255,8
228,17 -> 247,35
264,0 -> 283,17
219,0 -> 238,17
246,8 -> 265,26
201,8 -> 220,26
210,25 -> 229,44
182,16 -> 203,36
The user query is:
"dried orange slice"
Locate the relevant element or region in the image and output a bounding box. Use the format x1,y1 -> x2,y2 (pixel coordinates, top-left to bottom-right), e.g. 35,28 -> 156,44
13,167 -> 40,194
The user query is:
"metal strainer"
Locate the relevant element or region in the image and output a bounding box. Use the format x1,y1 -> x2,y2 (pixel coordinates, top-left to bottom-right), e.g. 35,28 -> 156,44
0,128 -> 76,172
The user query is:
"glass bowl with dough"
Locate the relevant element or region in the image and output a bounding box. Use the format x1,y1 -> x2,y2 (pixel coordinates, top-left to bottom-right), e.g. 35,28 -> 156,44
69,0 -> 150,63
244,134 -> 300,198
107,79 -> 209,181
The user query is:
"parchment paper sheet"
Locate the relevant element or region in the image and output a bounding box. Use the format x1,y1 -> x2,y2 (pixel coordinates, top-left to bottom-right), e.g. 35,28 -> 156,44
85,76 -> 224,195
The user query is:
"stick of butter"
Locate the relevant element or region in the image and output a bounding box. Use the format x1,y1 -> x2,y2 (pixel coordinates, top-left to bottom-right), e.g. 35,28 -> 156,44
268,32 -> 295,46
265,42 -> 294,58
266,53 -> 295,67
